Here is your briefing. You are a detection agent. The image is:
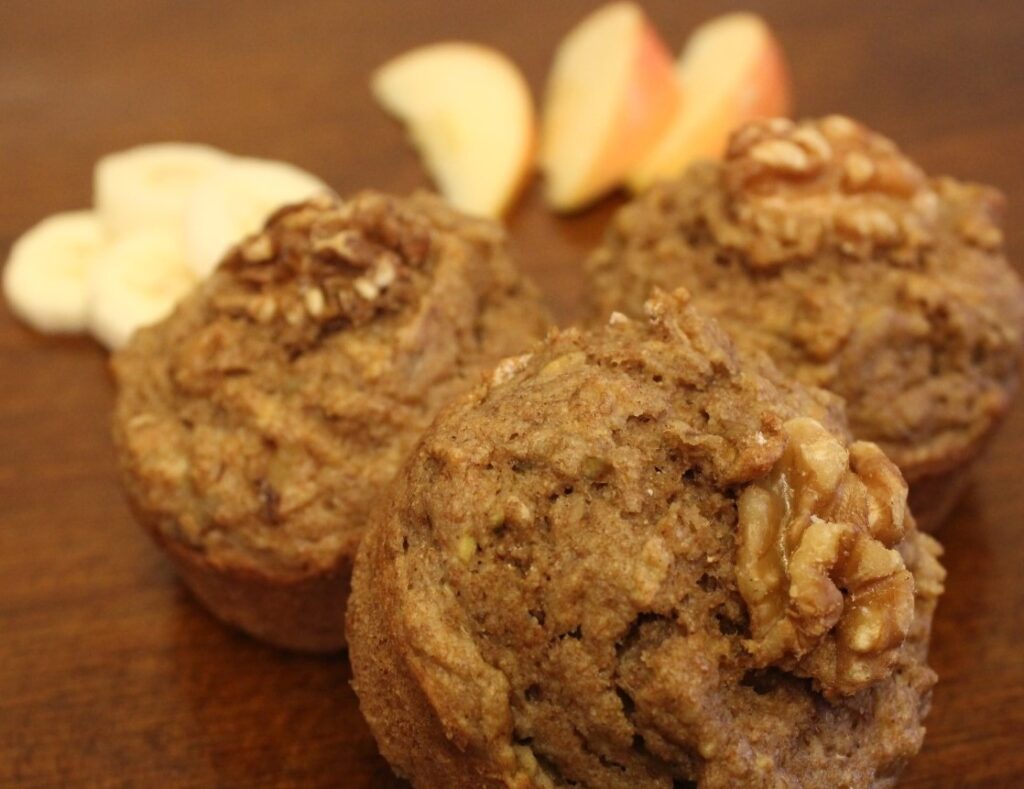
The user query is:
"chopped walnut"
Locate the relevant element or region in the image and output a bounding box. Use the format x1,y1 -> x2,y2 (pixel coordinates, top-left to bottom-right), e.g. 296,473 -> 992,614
748,139 -> 814,173
241,232 -> 274,262
736,417 -> 916,696
353,276 -> 380,301
313,229 -> 379,267
302,287 -> 325,317
491,353 -> 534,386
842,151 -> 875,189
210,192 -> 439,348
791,125 -> 834,161
718,116 -> 938,267
373,257 -> 397,288
250,293 -> 277,323
899,529 -> 946,602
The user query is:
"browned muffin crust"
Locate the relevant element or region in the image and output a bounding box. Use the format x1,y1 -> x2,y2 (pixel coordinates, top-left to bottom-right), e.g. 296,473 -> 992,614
586,116 -> 1024,529
112,190 -> 550,651
348,290 -> 944,788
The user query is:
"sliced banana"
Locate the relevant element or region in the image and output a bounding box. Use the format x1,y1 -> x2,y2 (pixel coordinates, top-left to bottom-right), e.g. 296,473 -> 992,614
87,229 -> 198,350
12,145 -> 327,349
94,143 -> 231,236
2,211 -> 107,333
183,158 -> 329,277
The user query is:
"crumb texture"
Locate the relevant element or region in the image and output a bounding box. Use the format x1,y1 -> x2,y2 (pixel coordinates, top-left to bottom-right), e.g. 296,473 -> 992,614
587,116 -> 1024,481
348,290 -> 944,789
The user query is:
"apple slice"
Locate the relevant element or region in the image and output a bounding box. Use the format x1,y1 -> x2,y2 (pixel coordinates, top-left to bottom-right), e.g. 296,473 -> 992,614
372,42 -> 536,218
628,13 -> 792,191
540,2 -> 682,212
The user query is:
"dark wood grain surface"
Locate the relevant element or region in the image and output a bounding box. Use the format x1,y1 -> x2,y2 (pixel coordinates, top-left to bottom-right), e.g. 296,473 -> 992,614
2,1 -> 1023,786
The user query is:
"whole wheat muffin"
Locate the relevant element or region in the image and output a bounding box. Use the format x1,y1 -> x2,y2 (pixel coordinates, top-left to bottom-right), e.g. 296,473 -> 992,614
112,191 -> 550,652
347,289 -> 945,788
587,116 -> 1024,530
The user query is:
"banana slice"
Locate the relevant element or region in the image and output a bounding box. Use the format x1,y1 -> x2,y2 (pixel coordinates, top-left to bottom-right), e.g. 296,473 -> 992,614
87,229 -> 198,349
94,143 -> 231,235
183,158 -> 329,277
2,211 -> 107,333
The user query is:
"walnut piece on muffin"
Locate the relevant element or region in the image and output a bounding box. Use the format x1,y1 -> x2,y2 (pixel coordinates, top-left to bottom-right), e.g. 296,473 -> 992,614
737,418 -> 918,697
586,116 -> 1024,530
111,191 -> 550,652
347,289 -> 944,788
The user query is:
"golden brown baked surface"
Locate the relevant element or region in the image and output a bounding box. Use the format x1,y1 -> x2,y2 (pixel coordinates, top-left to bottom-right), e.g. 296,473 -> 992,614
586,117 -> 1024,488
348,290 -> 944,788
111,190 -> 549,594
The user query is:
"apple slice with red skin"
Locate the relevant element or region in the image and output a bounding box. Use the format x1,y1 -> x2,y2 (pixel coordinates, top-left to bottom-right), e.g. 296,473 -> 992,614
540,2 -> 683,212
628,13 -> 792,191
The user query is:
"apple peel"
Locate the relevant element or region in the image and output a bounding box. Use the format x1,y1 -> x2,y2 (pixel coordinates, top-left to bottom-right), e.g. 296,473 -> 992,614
628,12 -> 792,192
540,2 -> 683,212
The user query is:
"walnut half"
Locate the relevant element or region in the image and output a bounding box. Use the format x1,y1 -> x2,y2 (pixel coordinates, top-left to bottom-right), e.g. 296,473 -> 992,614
736,417 -> 916,697
719,116 -> 937,267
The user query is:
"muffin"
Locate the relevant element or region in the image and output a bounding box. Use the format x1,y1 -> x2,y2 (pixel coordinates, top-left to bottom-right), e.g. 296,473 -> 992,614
112,191 -> 550,652
586,116 -> 1024,530
348,289 -> 945,788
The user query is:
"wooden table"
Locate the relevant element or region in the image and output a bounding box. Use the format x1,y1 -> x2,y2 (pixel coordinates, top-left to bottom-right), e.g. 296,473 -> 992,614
2,1 -> 1022,786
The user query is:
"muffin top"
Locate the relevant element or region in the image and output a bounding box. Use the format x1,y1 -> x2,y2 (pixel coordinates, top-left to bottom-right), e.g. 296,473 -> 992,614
112,191 -> 549,576
587,116 -> 1024,478
356,290 -> 944,788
